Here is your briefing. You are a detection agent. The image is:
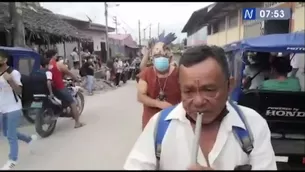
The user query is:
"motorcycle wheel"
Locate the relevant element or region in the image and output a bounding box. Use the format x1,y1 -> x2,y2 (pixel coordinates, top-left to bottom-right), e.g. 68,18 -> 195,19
35,108 -> 57,138
76,92 -> 85,115
23,109 -> 36,124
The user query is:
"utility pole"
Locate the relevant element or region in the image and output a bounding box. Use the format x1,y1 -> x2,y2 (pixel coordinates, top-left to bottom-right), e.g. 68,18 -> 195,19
113,16 -> 119,34
10,2 -> 25,47
104,2 -> 110,61
149,24 -> 151,39
143,29 -> 146,40
157,23 -> 160,37
138,20 -> 141,46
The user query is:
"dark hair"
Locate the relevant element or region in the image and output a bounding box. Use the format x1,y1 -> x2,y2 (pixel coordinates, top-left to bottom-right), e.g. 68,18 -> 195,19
179,45 -> 230,79
56,56 -> 63,61
73,47 -> 77,52
41,58 -> 50,68
46,49 -> 57,59
271,57 -> 292,75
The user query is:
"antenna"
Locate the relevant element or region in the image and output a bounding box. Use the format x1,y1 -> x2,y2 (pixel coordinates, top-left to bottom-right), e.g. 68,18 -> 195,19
85,14 -> 92,23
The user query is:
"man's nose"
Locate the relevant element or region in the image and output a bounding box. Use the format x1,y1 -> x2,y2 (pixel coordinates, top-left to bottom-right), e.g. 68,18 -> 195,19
192,94 -> 206,108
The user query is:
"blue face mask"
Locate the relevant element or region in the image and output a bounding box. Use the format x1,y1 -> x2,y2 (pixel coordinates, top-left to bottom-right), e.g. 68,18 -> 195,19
153,57 -> 169,72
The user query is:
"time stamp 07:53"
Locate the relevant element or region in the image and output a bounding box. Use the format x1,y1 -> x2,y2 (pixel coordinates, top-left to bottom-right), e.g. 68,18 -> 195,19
243,8 -> 292,21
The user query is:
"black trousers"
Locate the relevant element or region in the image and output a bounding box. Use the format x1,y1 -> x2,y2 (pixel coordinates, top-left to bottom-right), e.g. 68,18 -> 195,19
115,73 -> 121,86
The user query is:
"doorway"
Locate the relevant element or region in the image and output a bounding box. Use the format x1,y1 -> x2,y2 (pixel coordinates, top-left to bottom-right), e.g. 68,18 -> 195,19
100,42 -> 106,63
0,32 -> 7,46
81,42 -> 94,54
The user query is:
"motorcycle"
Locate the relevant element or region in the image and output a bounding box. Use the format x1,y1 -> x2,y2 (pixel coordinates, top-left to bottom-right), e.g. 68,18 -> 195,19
131,64 -> 140,82
29,79 -> 85,138
120,65 -> 129,84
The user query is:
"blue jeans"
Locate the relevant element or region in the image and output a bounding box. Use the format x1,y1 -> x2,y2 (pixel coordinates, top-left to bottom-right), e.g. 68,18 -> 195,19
86,75 -> 94,93
0,110 -> 32,161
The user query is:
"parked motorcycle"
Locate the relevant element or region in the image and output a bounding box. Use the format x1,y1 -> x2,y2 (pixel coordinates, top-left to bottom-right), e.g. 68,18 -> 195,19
29,79 -> 85,138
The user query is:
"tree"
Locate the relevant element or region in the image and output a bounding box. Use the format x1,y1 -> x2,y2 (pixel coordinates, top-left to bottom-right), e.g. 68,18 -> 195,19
9,2 -> 26,47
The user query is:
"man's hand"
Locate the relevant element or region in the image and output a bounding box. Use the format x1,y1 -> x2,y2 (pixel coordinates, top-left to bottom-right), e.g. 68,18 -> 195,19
187,164 -> 214,170
2,72 -> 13,81
156,101 -> 172,109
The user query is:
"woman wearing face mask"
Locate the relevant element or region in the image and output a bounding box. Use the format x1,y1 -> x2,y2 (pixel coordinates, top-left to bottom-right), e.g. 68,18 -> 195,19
137,33 -> 181,130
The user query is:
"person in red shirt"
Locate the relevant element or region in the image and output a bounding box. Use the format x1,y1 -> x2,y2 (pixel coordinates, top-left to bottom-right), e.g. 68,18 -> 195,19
46,50 -> 84,128
137,33 -> 181,129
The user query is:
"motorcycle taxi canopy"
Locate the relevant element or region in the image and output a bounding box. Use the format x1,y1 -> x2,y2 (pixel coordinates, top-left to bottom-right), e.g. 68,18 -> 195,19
223,41 -> 242,53
240,32 -> 305,53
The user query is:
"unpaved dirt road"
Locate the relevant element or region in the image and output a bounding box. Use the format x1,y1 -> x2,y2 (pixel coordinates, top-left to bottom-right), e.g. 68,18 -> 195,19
0,81 -> 142,170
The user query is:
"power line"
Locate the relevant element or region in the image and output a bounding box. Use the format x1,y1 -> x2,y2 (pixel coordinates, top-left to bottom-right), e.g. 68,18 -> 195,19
108,11 -> 137,34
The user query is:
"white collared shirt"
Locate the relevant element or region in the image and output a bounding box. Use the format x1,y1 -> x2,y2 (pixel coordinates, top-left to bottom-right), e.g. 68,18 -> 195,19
124,102 -> 277,170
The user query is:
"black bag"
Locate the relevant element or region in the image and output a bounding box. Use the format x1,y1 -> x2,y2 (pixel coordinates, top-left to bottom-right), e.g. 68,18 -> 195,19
79,65 -> 87,77
28,69 -> 49,95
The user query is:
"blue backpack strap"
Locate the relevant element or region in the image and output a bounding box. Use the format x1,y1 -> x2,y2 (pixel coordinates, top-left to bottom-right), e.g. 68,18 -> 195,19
154,105 -> 176,167
229,100 -> 254,155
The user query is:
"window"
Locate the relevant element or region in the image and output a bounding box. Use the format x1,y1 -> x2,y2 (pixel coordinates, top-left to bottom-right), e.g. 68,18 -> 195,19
263,2 -> 282,8
228,12 -> 239,29
18,58 -> 35,76
218,19 -> 226,32
207,25 -> 212,35
212,23 -> 219,34
297,2 -> 305,7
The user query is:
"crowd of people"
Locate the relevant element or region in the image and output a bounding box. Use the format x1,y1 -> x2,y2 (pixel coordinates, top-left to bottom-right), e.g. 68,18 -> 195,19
1,32 -> 304,170
0,48 -> 86,170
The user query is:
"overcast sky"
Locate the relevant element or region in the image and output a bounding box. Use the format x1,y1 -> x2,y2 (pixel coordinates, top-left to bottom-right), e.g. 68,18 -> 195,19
41,2 -> 213,43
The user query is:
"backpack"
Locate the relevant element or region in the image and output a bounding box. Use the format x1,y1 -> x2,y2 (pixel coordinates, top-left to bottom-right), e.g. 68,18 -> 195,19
28,69 -> 49,95
154,100 -> 254,169
0,67 -> 22,102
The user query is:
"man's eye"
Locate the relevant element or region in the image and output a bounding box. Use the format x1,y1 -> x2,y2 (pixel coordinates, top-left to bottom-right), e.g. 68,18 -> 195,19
205,88 -> 216,92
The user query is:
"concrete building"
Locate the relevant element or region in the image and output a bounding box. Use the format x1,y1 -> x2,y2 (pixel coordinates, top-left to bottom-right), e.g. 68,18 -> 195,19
55,14 -> 115,62
182,2 -> 305,47
292,2 -> 305,32
181,5 -> 212,47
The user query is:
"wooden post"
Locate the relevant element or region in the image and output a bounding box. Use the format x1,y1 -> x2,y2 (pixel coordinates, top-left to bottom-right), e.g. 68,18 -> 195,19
63,41 -> 67,60
9,2 -> 26,47
77,41 -> 82,66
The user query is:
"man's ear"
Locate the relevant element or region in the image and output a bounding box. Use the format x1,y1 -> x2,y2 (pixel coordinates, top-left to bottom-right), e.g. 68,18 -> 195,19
228,76 -> 236,93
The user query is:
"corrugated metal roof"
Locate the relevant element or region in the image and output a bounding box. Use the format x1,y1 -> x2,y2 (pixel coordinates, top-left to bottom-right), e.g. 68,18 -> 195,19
109,34 -> 138,49
109,34 -> 130,40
